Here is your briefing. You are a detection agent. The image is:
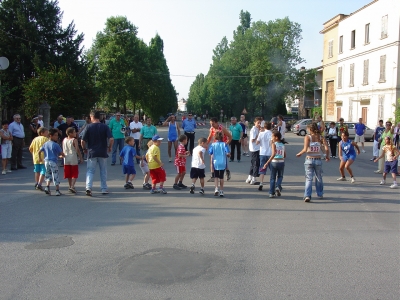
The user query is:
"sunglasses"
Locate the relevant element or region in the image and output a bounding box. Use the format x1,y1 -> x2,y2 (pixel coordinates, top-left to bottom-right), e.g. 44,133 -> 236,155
188,115 -> 192,116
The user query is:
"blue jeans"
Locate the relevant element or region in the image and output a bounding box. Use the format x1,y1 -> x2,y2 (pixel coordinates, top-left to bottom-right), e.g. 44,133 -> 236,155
304,158 -> 323,198
270,161 -> 285,194
86,157 -> 108,191
112,138 -> 125,164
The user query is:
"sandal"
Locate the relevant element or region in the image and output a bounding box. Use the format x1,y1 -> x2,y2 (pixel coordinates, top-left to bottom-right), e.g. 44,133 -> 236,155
69,187 -> 76,193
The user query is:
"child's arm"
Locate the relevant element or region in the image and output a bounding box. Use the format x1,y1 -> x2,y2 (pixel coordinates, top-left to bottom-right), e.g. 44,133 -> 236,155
199,151 -> 205,165
153,155 -> 163,167
374,147 -> 386,162
73,138 -> 83,163
352,142 -> 361,154
264,143 -> 276,167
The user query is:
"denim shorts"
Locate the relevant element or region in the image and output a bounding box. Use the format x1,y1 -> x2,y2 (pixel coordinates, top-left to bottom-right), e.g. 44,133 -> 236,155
259,155 -> 271,174
384,160 -> 398,174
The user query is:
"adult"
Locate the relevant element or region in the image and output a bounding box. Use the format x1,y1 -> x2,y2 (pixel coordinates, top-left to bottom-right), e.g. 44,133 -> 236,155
375,121 -> 394,174
81,110 -> 114,196
139,117 -> 157,152
316,115 -> 326,137
78,116 -> 91,160
327,122 -> 339,158
296,122 -> 330,202
53,115 -> 65,128
394,122 -> 400,150
29,116 -> 41,140
354,118 -> 366,153
162,115 -> 180,162
229,116 -> 243,162
372,120 -> 385,161
37,115 -> 44,128
57,116 -> 78,140
337,118 -> 348,140
182,112 -> 197,155
0,120 -> 13,174
246,117 -> 261,185
277,115 -> 288,144
239,115 -> 249,157
8,114 -> 26,170
207,117 -> 232,181
108,112 -> 126,165
129,114 -> 143,164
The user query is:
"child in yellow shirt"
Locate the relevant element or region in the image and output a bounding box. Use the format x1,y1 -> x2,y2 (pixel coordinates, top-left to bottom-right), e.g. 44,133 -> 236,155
29,127 -> 49,191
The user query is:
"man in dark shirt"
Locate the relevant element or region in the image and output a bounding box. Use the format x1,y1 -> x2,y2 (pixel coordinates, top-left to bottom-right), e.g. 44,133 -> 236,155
57,116 -> 78,140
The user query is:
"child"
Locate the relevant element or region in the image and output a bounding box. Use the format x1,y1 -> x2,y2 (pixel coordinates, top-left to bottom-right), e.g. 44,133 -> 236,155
256,122 -> 273,191
146,135 -> 167,194
140,140 -> 152,190
120,136 -> 141,189
190,137 -> 208,195
63,127 -> 83,193
38,128 -> 65,196
173,134 -> 190,190
0,121 -> 13,175
29,127 -> 48,190
337,131 -> 360,183
263,131 -> 286,198
208,131 -> 230,197
374,136 -> 399,188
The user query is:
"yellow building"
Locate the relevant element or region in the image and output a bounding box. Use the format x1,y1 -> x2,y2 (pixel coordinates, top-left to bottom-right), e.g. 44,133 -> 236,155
320,14 -> 347,121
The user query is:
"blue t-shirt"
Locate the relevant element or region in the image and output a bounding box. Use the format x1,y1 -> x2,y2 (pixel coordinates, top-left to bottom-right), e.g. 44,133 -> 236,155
374,126 -> 385,142
82,123 -> 113,158
208,141 -> 230,170
341,139 -> 356,156
354,123 -> 366,136
182,119 -> 197,132
120,145 -> 137,167
40,140 -> 62,163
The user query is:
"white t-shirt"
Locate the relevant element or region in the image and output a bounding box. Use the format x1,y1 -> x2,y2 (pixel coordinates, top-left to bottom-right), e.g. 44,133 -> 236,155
129,121 -> 143,139
249,126 -> 260,152
279,121 -> 286,139
257,130 -> 272,156
38,120 -> 44,127
191,145 -> 206,169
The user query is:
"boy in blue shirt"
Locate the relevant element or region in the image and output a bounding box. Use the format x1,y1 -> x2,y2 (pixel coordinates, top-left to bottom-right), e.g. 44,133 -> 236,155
120,137 -> 142,189
208,131 -> 230,197
38,128 -> 65,196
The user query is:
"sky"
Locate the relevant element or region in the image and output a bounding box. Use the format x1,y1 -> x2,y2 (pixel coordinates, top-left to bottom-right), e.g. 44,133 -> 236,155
58,0 -> 370,100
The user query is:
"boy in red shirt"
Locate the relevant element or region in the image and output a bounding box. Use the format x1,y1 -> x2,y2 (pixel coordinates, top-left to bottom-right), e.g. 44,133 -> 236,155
173,134 -> 190,189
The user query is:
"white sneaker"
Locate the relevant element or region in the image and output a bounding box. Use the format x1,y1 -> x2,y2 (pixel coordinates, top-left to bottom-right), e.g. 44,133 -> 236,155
374,170 -> 382,174
6,169 -> 11,173
245,178 -> 251,183
214,189 -> 219,196
351,177 -> 355,183
390,183 -> 398,189
379,180 -> 386,185
1,170 -> 6,175
361,150 -> 366,153
336,177 -> 346,181
250,180 -> 257,185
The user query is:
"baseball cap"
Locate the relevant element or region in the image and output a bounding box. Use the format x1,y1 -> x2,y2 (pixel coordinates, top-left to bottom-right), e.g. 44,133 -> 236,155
152,135 -> 164,141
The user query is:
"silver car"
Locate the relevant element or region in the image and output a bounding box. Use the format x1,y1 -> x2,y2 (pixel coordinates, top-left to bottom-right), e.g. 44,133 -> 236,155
292,119 -> 313,136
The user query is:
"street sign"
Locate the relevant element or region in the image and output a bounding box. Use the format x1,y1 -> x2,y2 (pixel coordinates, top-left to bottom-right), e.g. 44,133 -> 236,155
242,108 -> 247,114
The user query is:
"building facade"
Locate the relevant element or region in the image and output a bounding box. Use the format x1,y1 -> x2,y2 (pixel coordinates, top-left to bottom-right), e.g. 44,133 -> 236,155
335,0 -> 400,128
177,98 -> 187,112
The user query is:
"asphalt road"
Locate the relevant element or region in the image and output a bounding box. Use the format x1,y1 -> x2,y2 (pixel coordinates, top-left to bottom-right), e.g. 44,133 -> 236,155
1,126 -> 399,300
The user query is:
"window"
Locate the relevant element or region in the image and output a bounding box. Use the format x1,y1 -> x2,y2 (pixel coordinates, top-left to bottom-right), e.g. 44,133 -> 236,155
381,15 -> 388,39
348,98 -> 353,122
379,55 -> 386,82
378,95 -> 384,119
363,60 -> 369,85
336,107 -> 341,122
339,35 -> 343,53
365,23 -> 370,44
362,107 -> 368,124
338,66 -> 342,89
351,30 -> 356,49
349,63 -> 354,87
328,40 -> 333,58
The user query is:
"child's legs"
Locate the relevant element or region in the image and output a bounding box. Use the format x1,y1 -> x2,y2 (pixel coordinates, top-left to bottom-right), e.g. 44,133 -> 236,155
128,174 -> 136,182
167,141 -> 172,158
275,162 -> 284,190
34,172 -> 40,183
220,178 -> 224,189
179,171 -> 186,181
382,172 -> 387,180
199,178 -> 204,188
191,177 -> 197,185
269,164 -> 277,194
345,159 -> 354,177
173,140 -> 178,154
144,172 -> 150,183
339,160 -> 346,177
2,158 -> 6,170
174,173 -> 180,184
68,178 -> 72,187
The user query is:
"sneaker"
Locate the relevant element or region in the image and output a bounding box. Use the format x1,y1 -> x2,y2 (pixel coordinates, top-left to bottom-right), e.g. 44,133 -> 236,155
258,185 -> 263,191
237,160 -> 240,163
143,183 -> 151,190
361,149 -> 366,153
159,187 -> 167,194
214,189 -> 219,196
178,182 -> 187,189
380,180 -> 386,185
124,183 -> 130,189
269,194 -> 275,198
390,183 -> 398,189
219,190 -> 224,197
86,189 -> 92,197
351,177 -> 355,184
36,184 -> 43,191
127,182 -> 134,189
111,163 -> 115,166
245,153 -> 250,157
226,170 -> 231,181
250,180 -> 257,185
370,157 -> 375,161
199,188 -> 205,195
173,183 -> 181,190
44,187 -> 51,195
333,156 -> 337,159
245,178 -> 251,184
275,187 -> 281,197
229,159 -> 234,162
169,158 -> 172,162
1,170 -> 6,175
102,190 -> 109,195
207,177 -> 215,182
336,177 -> 347,181
374,170 -> 382,174
34,183 -> 38,190
190,186 -> 195,194
150,189 -> 156,194
55,190 -> 62,196
69,187 -> 76,193
6,169 -> 11,173
304,196 -> 311,202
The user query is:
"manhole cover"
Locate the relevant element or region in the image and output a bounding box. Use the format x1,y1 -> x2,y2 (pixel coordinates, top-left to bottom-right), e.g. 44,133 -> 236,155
25,236 -> 74,250
118,248 -> 227,285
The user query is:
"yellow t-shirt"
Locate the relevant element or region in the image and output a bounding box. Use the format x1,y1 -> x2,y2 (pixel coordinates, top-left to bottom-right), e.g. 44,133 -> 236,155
29,136 -> 48,164
147,145 -> 161,169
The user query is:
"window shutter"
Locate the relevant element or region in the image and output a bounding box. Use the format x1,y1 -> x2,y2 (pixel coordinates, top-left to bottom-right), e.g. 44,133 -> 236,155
363,60 -> 369,85
328,40 -> 333,58
380,55 -> 386,82
338,67 -> 342,89
350,63 -> 354,87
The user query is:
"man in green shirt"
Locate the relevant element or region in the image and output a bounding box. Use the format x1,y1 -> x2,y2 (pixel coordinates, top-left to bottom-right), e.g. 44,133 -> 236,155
229,116 -> 243,162
108,112 -> 126,165
140,118 -> 158,151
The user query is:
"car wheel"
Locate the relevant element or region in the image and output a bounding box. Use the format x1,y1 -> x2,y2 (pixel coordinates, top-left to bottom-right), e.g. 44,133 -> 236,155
299,130 -> 306,136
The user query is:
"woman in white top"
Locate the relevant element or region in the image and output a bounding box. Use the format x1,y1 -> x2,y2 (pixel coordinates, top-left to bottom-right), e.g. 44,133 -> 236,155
327,122 -> 339,158
296,122 -> 330,202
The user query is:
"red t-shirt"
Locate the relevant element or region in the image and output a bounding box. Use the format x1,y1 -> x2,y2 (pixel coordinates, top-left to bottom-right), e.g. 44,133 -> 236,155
174,143 -> 187,166
210,124 -> 228,143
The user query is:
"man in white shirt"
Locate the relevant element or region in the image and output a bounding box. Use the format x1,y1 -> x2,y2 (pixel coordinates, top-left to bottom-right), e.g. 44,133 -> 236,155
256,122 -> 273,190
246,117 -> 261,185
8,114 -> 26,170
277,115 -> 288,144
37,115 -> 44,127
129,114 -> 143,164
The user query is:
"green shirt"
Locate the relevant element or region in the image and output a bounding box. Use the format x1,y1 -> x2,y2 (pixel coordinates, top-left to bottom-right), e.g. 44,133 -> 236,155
140,125 -> 157,138
229,123 -> 243,140
380,130 -> 393,147
108,118 -> 126,139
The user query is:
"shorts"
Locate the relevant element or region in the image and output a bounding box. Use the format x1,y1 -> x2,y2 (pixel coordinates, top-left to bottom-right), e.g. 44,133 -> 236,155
123,165 -> 136,175
1,143 -> 11,158
149,167 -> 166,184
354,135 -> 365,143
259,155 -> 271,174
64,165 -> 79,179
242,134 -> 248,139
175,165 -> 186,174
139,161 -> 149,174
214,169 -> 225,179
384,160 -> 398,174
342,155 -> 356,162
190,167 -> 205,179
168,137 -> 177,142
34,164 -> 46,175
44,160 -> 60,185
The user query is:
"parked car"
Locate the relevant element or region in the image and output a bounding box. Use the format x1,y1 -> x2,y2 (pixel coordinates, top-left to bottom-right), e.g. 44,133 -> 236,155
157,117 -> 166,126
336,122 -> 374,141
292,119 -> 313,136
73,120 -> 86,130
